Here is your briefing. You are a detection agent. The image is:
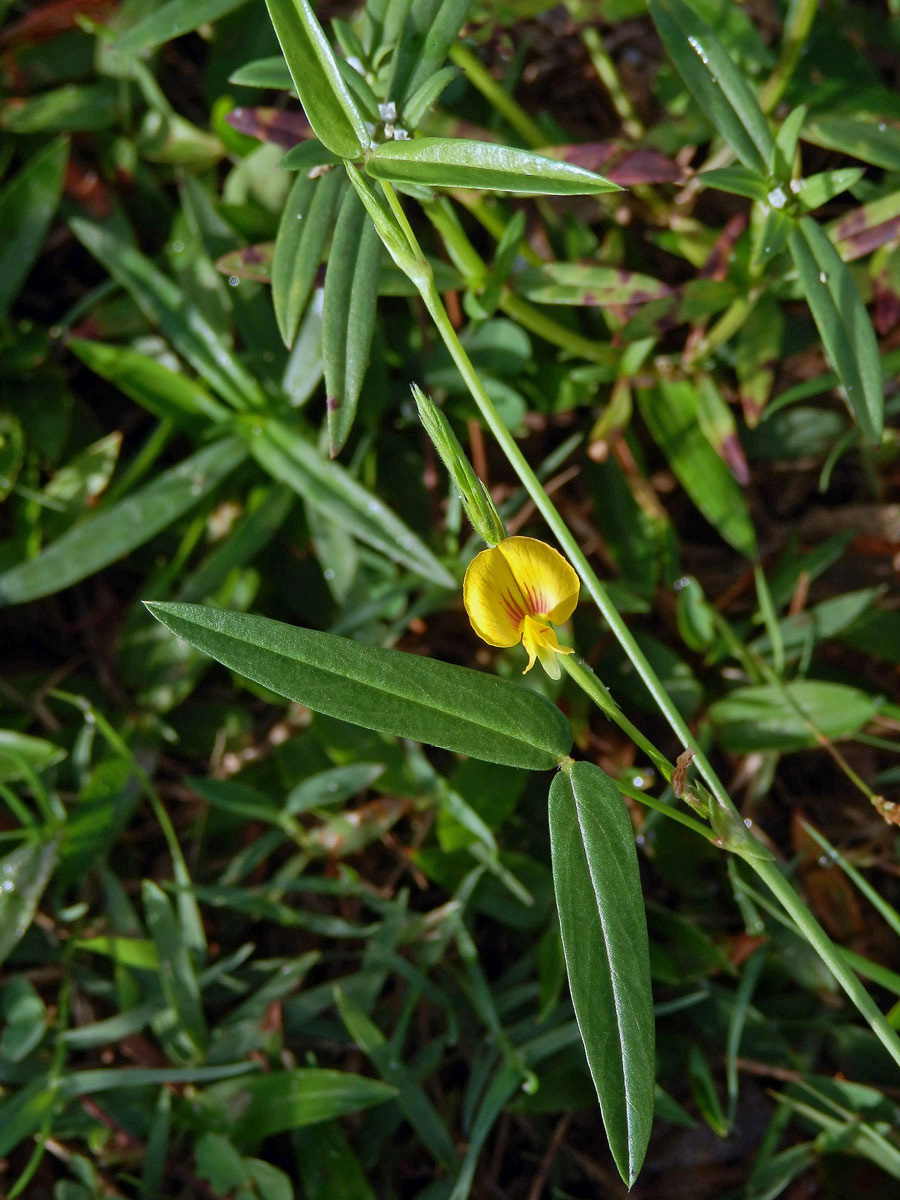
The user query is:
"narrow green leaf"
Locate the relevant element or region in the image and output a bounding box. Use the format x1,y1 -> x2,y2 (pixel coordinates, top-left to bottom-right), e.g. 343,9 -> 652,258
549,762 -> 654,1186
143,603 -> 573,770
788,217 -> 883,443
0,439 -> 247,607
323,187 -> 382,455
688,1044 -> 729,1136
248,417 -> 455,585
0,136 -> 68,317
772,103 -> 807,176
263,0 -> 371,159
367,138 -> 620,195
229,56 -> 293,89
69,339 -> 229,429
804,116 -> 900,172
795,169 -> 865,214
273,168 -> 344,348
514,263 -> 671,307
648,0 -> 774,172
390,0 -> 470,104
196,1069 -> 396,1143
0,840 -> 59,967
70,219 -> 265,411
0,731 -> 65,784
402,65 -> 459,130
698,165 -> 769,201
1,83 -> 118,134
637,382 -> 757,558
708,681 -> 880,752
142,880 -> 207,1061
116,0 -> 251,53
335,989 -> 458,1169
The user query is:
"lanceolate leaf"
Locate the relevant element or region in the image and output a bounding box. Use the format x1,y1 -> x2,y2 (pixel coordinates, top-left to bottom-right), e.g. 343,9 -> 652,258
367,138 -> 620,195
69,340 -> 229,430
0,439 -> 247,607
263,0 -> 371,160
788,217 -> 883,444
708,681 -> 880,752
648,0 -> 773,173
0,136 -> 68,317
273,167 -> 344,348
144,603 -> 573,770
637,383 -> 757,558
549,762 -> 655,1187
116,0 -> 251,54
389,0 -> 471,106
248,418 -> 454,585
71,219 -> 265,411
323,186 -> 382,456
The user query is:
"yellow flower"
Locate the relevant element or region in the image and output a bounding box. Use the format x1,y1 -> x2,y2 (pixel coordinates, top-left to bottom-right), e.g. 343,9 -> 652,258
463,536 -> 579,680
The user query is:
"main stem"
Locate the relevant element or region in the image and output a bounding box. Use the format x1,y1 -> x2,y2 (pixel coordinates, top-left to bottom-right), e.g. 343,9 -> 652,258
378,181 -> 900,1070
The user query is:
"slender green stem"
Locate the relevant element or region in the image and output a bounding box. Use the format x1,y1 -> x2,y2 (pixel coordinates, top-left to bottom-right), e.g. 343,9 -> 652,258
499,292 -> 619,368
744,857 -> 900,1070
449,42 -> 547,149
580,26 -> 643,140
561,654 -> 674,782
615,776 -> 715,841
684,289 -> 763,366
759,0 -> 819,115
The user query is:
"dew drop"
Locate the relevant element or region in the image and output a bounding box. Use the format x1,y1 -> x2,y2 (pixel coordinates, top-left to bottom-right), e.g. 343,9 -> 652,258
2,880 -> 14,893
819,271 -> 828,284
324,568 -> 335,580
744,818 -> 753,828
229,275 -> 240,287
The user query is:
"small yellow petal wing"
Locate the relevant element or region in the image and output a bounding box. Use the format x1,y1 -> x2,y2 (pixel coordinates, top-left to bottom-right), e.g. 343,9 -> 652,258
463,545 -> 527,647
497,536 -> 579,623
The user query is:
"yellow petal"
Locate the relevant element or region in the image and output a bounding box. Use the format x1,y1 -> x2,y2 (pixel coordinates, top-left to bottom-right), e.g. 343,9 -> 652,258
520,615 -> 574,679
463,545 -> 529,647
496,537 -> 579,623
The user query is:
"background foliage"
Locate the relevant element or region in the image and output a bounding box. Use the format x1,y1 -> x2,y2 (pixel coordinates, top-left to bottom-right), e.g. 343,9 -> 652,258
1,0 -> 900,1196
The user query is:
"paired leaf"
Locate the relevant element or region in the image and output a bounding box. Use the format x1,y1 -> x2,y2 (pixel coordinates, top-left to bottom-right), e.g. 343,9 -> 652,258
549,762 -> 654,1187
144,603 -> 573,770
273,168 -> 344,348
0,439 -> 247,607
0,137 -> 68,318
367,138 -> 620,195
648,0 -> 774,172
788,217 -> 883,443
389,0 -> 471,105
323,186 -> 382,455
263,0 -> 371,159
